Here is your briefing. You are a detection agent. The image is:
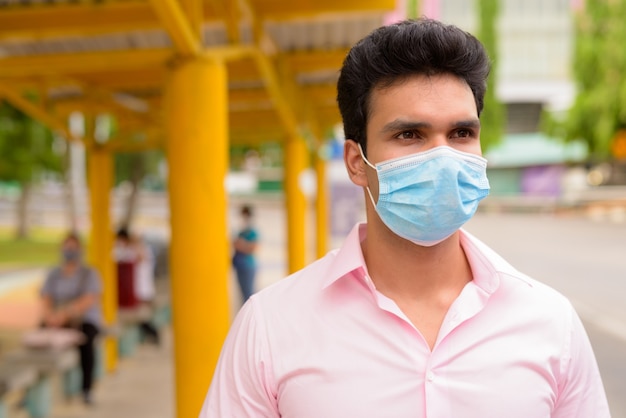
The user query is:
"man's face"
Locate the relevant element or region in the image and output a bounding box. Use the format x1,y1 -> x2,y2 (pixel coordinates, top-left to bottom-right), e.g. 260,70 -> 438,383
362,73 -> 482,200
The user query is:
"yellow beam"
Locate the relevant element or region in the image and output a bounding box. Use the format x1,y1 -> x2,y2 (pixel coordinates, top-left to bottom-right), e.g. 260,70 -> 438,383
86,146 -> 117,372
231,130 -> 286,145
0,84 -> 73,139
228,58 -> 263,81
284,136 -> 309,273
0,2 -> 161,39
254,0 -> 396,18
0,45 -> 256,80
315,147 -> 329,258
240,0 -> 279,55
229,109 -> 283,129
164,57 -> 230,418
207,0 -> 241,43
72,69 -> 167,91
52,92 -> 157,128
252,50 -> 300,138
0,49 -> 173,78
148,0 -> 201,56
229,88 -> 271,103
180,0 -> 204,39
287,49 -> 349,73
106,134 -> 164,153
304,84 -> 338,103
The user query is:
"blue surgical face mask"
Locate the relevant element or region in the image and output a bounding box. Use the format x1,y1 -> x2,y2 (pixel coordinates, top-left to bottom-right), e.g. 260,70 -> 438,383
359,144 -> 490,246
62,248 -> 81,262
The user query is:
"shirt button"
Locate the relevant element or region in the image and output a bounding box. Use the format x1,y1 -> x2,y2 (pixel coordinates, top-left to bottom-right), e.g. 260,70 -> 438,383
426,371 -> 435,382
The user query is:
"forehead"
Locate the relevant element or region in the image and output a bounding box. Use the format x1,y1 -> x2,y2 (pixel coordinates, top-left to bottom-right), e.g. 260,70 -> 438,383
63,237 -> 80,247
368,73 -> 476,120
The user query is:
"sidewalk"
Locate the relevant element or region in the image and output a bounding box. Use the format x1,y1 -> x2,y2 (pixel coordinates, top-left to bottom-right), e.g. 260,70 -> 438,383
0,269 -> 176,418
48,328 -> 174,418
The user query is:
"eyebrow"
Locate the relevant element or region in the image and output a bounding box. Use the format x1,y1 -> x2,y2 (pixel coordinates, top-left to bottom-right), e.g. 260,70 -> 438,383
453,119 -> 481,130
380,118 -> 481,134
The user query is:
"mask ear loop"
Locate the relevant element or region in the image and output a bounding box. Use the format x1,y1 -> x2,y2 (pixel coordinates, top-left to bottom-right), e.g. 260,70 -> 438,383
357,143 -> 379,208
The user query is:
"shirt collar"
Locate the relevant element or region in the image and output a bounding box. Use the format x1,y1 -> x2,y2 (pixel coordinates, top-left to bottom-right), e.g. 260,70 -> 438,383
322,223 -> 368,289
459,228 -> 531,293
322,223 -> 530,292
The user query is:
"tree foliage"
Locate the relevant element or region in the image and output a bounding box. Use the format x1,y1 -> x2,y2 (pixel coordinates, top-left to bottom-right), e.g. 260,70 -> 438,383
0,100 -> 63,238
550,0 -> 626,159
0,101 -> 62,183
476,0 -> 506,152
407,0 -> 420,19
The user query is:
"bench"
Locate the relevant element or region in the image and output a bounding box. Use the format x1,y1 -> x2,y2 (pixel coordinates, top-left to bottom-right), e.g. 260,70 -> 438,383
115,292 -> 171,357
4,347 -> 79,418
0,362 -> 38,418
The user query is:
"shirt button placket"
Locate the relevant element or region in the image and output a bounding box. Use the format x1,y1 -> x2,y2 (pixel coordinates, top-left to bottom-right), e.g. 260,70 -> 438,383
426,371 -> 435,382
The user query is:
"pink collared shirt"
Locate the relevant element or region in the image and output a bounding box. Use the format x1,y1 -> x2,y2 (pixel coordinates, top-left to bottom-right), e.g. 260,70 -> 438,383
200,223 -> 610,417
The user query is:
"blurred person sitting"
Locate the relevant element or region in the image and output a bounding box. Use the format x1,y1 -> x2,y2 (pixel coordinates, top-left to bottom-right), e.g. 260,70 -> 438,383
40,232 -> 102,405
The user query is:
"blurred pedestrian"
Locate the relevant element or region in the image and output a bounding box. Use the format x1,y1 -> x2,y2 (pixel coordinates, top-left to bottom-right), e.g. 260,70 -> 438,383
40,232 -> 102,405
201,18 -> 609,417
133,233 -> 160,345
114,227 -> 138,308
232,205 -> 259,303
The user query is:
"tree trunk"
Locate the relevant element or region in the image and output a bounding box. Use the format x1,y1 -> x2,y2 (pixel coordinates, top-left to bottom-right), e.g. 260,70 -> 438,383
15,181 -> 31,240
64,140 -> 78,232
120,153 -> 145,229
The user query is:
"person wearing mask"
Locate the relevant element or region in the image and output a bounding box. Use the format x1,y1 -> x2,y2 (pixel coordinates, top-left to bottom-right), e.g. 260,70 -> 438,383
231,205 -> 259,303
201,18 -> 609,417
40,232 -> 102,405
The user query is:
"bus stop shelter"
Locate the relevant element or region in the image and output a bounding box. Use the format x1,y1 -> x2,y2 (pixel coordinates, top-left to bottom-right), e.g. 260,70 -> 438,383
0,0 -> 397,414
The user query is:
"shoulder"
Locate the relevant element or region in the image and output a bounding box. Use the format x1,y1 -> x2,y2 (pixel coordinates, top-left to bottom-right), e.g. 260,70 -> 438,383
44,266 -> 62,282
252,251 -> 338,310
42,267 -> 62,290
81,265 -> 102,287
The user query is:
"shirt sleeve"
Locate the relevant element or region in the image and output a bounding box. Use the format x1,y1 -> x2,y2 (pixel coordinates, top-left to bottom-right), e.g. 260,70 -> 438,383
552,307 -> 610,417
199,296 -> 278,418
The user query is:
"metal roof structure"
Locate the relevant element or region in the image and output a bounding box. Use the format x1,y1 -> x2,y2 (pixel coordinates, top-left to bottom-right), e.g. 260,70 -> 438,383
0,0 -> 396,150
0,2 -> 400,415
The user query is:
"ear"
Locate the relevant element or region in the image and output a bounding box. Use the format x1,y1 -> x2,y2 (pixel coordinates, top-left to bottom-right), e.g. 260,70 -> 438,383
344,139 -> 369,187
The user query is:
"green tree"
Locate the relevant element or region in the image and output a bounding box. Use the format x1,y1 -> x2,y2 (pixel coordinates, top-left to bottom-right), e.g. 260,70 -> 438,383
407,0 -> 420,19
477,0 -> 506,151
114,149 -> 165,229
548,0 -> 626,159
0,101 -> 63,239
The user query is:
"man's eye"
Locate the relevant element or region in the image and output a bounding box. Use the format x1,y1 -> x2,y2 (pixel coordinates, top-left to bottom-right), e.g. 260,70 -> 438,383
455,129 -> 472,138
399,131 -> 415,139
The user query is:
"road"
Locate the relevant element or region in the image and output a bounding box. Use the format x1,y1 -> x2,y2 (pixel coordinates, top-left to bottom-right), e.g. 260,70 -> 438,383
465,212 -> 626,417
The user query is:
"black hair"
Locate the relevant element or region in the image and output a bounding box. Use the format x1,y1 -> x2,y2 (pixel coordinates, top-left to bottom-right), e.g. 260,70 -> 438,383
116,227 -> 130,240
336,18 -> 491,154
241,205 -> 253,218
63,231 -> 82,247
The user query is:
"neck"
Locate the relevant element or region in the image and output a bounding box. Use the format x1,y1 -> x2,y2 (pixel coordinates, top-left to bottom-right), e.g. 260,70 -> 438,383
63,261 -> 80,274
362,218 -> 472,301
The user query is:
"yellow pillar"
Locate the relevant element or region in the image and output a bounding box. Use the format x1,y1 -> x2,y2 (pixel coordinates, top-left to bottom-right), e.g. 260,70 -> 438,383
86,146 -> 117,372
164,57 -> 230,417
284,136 -> 308,273
315,147 -> 329,259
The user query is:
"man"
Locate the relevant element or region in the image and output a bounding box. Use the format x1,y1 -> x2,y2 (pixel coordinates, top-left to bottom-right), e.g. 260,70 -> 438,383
200,19 -> 609,417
